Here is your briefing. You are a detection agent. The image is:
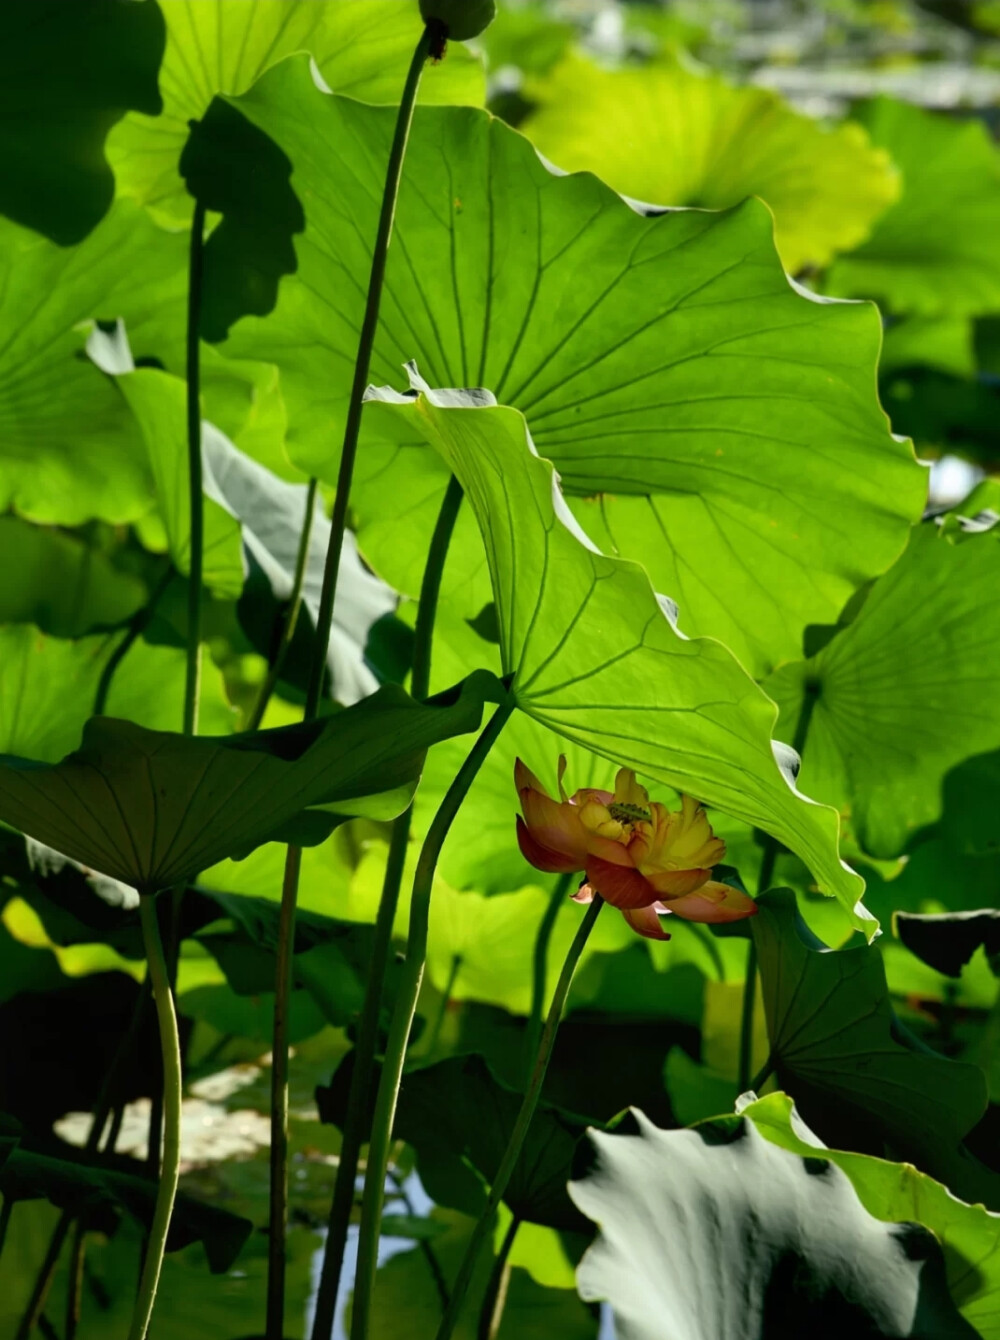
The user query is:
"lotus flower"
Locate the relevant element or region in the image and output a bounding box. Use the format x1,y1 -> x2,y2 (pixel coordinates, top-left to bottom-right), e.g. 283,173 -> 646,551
515,757 -> 757,940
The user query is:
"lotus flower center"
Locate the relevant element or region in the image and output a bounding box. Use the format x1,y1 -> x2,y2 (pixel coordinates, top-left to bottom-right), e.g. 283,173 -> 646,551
608,802 -> 651,824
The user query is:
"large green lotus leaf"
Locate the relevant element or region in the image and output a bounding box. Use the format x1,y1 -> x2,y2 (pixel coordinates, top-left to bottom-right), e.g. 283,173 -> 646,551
107,0 -> 484,225
826,98 -> 1000,317
0,671 -> 502,892
0,0 -> 165,244
364,385 -> 868,928
764,522 -> 1000,859
113,369 -> 244,599
363,1207 -> 597,1340
0,626 -> 235,763
0,1147 -> 251,1274
753,890 -> 997,1208
522,52 -> 899,272
739,1092 -> 1000,1340
0,203 -> 187,525
319,1053 -> 591,1230
0,517 -> 146,637
569,1108 -> 975,1340
214,56 -> 922,679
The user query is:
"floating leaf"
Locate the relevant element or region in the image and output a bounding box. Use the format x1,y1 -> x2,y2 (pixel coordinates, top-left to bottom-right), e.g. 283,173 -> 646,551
764,521 -> 1000,858
753,889 -> 995,1206
826,98 -> 1000,317
0,671 -> 503,892
0,0 -> 165,243
213,55 -> 923,677
107,0 -> 484,224
570,1108 -> 977,1339
522,53 -> 899,272
365,379 -> 868,928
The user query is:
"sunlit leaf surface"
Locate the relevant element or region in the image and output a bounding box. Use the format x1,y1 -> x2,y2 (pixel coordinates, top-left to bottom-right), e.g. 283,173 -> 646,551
213,55 -> 924,676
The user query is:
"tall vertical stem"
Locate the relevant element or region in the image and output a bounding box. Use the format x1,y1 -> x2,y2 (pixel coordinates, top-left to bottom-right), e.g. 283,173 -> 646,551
351,703 -> 515,1340
523,872 -> 572,1080
433,896 -> 604,1340
309,476 -> 462,1338
184,200 -> 207,739
266,844 -> 303,1340
128,897 -> 182,1340
268,34 -> 435,1337
738,681 -> 820,1093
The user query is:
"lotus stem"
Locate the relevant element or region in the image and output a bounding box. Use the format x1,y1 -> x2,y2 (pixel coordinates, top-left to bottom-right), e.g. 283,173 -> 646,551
350,701 -> 515,1340
433,895 -> 604,1340
128,896 -> 182,1340
309,473 -> 464,1340
184,199 -> 206,739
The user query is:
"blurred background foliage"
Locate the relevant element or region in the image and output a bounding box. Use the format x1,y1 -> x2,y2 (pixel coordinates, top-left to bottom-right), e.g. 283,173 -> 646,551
1,2 -> 1000,1338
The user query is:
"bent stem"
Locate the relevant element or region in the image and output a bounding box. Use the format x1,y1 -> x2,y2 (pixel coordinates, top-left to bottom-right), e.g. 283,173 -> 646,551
267,29 -> 434,1340
350,702 -> 515,1340
434,895 -> 604,1340
245,477 -> 318,731
738,681 -> 820,1093
309,473 -> 463,1340
128,896 -> 182,1340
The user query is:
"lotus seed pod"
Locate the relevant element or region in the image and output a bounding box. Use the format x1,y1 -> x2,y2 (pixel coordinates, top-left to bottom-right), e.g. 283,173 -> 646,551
419,0 -> 497,42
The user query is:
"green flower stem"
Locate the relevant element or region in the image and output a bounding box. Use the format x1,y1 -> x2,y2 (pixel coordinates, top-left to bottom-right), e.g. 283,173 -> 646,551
245,477 -> 318,732
351,701 -> 515,1340
268,32 -> 433,1338
738,681 -> 820,1093
523,872 -> 573,1081
303,26 -> 432,723
128,897 -> 182,1340
309,475 -> 464,1340
476,1215 -> 520,1340
433,894 -> 605,1340
737,941 -> 759,1094
184,200 -> 207,739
